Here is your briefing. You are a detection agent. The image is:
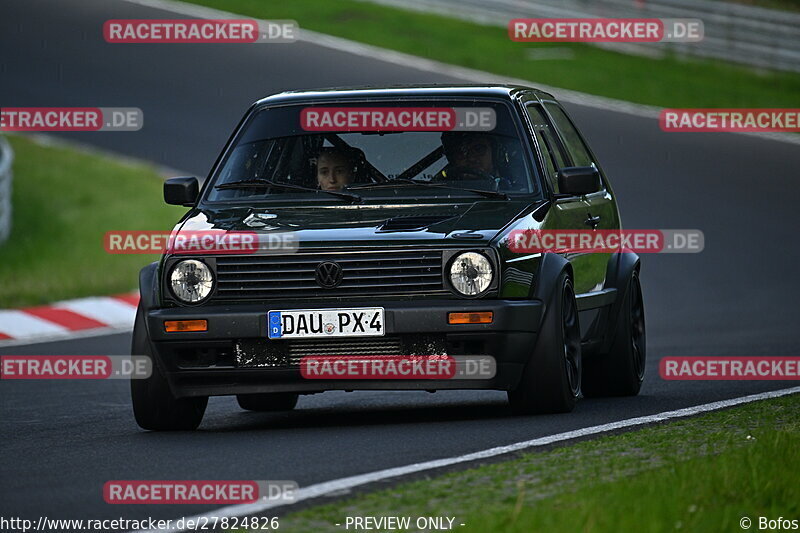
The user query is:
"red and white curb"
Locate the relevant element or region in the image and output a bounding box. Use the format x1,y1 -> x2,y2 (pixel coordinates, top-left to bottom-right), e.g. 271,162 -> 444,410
0,292 -> 139,347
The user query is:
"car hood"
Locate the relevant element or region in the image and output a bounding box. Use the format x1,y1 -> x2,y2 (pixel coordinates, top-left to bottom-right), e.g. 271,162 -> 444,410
176,200 -> 537,248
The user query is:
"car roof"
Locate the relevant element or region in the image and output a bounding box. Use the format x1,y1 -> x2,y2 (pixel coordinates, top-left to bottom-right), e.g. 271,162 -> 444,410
254,84 -> 555,106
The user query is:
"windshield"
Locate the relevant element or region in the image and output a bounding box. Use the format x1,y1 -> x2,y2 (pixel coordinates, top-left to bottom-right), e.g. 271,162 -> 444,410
204,100 -> 540,203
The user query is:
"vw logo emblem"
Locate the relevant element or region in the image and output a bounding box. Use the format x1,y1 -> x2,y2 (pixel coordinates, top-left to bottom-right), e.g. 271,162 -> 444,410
315,261 -> 343,288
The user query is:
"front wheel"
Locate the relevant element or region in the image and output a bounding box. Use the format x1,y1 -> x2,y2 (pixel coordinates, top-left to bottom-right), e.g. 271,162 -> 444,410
508,271 -> 582,414
130,306 -> 207,431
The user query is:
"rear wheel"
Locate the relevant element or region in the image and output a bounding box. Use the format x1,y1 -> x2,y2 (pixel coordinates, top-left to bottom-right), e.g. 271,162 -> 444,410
130,306 -> 207,431
508,272 -> 581,414
583,270 -> 646,397
237,393 -> 299,412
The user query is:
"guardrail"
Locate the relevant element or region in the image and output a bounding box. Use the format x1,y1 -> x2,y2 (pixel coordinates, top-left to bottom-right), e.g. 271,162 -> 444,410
0,136 -> 13,245
368,0 -> 800,72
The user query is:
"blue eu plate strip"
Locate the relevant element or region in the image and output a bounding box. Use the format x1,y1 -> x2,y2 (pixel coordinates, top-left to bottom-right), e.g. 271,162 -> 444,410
268,311 -> 282,338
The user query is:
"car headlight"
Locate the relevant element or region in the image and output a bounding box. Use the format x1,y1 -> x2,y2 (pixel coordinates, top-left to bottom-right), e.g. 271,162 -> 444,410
449,252 -> 493,296
169,259 -> 214,303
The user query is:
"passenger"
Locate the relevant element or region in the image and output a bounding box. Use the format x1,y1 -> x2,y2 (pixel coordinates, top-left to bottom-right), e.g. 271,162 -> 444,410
315,147 -> 355,191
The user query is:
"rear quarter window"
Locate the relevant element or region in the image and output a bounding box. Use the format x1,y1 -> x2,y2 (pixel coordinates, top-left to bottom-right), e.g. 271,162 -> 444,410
544,104 -> 594,167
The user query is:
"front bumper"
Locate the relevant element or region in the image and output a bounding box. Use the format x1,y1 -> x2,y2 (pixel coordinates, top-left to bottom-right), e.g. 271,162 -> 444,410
145,299 -> 543,397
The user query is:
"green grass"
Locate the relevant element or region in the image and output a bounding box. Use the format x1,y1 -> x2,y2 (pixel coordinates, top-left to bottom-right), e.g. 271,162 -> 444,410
187,0 -> 800,108
266,393 -> 799,533
0,135 -> 186,307
719,0 -> 800,12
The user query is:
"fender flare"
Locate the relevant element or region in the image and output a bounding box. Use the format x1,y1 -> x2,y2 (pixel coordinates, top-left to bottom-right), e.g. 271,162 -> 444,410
133,262 -> 173,379
531,253 -> 573,320
134,262 -> 159,345
138,262 -> 159,311
601,252 -> 641,352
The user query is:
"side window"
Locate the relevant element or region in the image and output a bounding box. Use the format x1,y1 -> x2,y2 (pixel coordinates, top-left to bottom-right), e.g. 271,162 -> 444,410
526,104 -> 568,193
544,104 -> 594,167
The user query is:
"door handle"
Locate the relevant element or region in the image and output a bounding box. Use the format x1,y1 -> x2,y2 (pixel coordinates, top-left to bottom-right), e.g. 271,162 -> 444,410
584,214 -> 601,228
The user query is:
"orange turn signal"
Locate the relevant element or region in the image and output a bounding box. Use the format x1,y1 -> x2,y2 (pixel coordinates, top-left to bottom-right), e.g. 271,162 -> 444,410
164,319 -> 208,332
448,311 -> 493,325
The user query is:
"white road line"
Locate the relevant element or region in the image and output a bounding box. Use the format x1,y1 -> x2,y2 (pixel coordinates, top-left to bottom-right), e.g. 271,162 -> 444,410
6,132 -> 189,178
136,386 -> 800,532
121,0 -> 800,146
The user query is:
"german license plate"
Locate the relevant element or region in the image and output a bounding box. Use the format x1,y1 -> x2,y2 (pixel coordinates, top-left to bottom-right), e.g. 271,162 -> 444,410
267,307 -> 385,339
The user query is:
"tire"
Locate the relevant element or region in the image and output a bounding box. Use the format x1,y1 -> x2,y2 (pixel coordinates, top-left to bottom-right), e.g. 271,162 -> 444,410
583,270 -> 646,397
130,306 -> 208,431
236,393 -> 299,412
508,271 -> 582,414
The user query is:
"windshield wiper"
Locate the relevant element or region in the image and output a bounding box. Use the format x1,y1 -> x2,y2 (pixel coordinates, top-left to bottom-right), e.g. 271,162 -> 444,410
348,179 -> 509,200
215,179 -> 361,203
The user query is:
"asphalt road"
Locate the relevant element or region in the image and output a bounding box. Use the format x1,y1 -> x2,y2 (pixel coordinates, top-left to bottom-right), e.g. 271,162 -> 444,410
2,0 -> 799,525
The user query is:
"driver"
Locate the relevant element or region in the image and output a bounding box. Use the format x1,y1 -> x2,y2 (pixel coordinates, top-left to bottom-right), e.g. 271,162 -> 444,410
315,147 -> 356,191
436,132 -> 497,180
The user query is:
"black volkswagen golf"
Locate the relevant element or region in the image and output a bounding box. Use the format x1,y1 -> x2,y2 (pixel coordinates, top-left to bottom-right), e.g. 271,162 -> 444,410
132,85 -> 646,430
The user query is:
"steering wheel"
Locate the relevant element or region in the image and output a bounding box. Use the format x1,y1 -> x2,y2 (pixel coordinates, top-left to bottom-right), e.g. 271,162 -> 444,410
442,165 -> 506,191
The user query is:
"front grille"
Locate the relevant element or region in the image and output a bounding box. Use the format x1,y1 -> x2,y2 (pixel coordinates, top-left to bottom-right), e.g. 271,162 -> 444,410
235,334 -> 447,368
214,249 -> 445,301
288,337 -> 404,358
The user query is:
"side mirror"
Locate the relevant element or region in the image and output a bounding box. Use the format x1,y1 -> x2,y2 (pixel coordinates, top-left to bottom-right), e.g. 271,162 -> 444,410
557,166 -> 602,196
164,177 -> 199,206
